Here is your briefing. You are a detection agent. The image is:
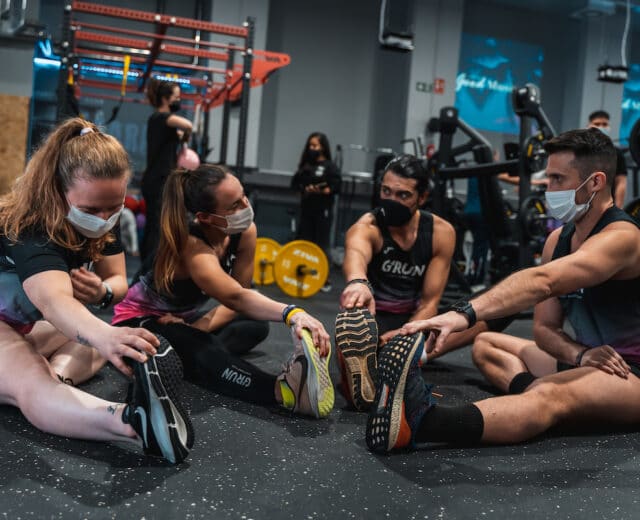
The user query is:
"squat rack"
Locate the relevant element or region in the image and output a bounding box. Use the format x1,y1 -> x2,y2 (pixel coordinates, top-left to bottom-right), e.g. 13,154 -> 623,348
56,1 -> 290,177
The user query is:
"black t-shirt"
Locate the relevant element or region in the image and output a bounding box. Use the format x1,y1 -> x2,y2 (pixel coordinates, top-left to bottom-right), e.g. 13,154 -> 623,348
145,112 -> 180,185
0,227 -> 123,326
291,160 -> 341,211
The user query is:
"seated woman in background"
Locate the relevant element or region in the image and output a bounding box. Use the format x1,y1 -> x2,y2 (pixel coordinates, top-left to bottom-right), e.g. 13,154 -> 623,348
113,164 -> 334,419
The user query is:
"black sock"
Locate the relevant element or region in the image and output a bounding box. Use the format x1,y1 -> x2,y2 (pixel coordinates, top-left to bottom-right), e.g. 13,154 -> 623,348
414,404 -> 484,444
508,372 -> 536,394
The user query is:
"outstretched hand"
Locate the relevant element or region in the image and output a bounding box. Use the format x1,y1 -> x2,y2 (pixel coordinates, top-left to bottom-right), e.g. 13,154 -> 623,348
289,311 -> 331,357
400,311 -> 470,355
339,283 -> 375,315
94,326 -> 160,377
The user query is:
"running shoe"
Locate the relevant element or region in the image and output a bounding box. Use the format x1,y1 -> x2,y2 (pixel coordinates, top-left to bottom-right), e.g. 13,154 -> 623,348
335,308 -> 378,411
366,332 -> 428,453
277,328 -> 334,418
122,334 -> 194,464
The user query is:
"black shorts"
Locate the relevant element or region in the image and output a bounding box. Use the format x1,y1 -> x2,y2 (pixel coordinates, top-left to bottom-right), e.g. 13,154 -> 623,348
557,360 -> 640,378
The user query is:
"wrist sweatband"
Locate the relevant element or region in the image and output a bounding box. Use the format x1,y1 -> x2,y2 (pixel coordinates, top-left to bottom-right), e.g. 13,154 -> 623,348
282,304 -> 297,323
285,308 -> 305,326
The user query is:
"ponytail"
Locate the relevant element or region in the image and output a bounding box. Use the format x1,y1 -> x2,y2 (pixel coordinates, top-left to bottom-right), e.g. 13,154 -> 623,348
154,169 -> 191,295
154,163 -> 230,295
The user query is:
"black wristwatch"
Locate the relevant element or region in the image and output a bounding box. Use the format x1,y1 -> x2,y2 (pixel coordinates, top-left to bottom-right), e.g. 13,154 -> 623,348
96,282 -> 114,309
450,300 -> 477,328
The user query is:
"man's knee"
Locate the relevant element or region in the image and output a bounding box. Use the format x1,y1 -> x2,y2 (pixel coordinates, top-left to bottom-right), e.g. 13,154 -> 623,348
471,331 -> 498,368
525,380 -> 571,422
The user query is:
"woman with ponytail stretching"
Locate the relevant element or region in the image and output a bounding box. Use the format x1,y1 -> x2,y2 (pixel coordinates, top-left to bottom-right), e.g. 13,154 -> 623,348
113,164 -> 335,418
141,78 -> 193,262
0,118 -> 193,464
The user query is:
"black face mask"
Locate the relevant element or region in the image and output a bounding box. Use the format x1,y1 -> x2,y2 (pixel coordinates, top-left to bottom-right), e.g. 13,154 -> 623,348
169,100 -> 181,113
307,149 -> 321,162
379,198 -> 414,227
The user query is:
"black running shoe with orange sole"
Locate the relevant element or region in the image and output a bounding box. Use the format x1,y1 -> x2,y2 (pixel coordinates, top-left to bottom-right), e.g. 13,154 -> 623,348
366,332 -> 424,453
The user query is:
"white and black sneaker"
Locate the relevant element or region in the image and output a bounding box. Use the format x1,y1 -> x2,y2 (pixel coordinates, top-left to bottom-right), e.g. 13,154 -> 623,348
122,334 -> 193,464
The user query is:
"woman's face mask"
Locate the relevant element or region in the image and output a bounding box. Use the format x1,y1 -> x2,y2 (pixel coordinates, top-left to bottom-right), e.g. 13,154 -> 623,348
544,175 -> 596,224
212,203 -> 254,235
66,205 -> 123,238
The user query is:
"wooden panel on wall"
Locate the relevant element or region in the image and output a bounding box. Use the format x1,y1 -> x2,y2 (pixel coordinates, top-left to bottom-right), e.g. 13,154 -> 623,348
0,95 -> 30,195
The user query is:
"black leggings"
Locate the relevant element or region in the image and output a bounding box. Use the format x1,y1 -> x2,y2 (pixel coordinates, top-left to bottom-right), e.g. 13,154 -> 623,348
118,316 -> 276,406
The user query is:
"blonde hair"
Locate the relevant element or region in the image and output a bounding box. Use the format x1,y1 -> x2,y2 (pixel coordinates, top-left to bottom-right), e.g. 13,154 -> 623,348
0,117 -> 131,260
154,164 -> 229,295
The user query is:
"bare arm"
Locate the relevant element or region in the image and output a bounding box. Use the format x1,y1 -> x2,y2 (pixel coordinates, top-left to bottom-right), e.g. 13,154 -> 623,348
403,222 -> 640,351
340,214 -> 381,313
191,224 -> 256,332
185,237 -> 330,354
23,271 -> 158,375
166,114 -> 193,132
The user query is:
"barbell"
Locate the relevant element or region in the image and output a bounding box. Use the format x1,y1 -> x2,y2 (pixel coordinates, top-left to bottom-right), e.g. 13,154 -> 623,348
253,238 -> 329,298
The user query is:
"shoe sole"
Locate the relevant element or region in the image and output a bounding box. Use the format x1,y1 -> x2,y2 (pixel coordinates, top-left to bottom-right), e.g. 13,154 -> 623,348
299,329 -> 334,418
335,309 -> 378,411
135,335 -> 193,464
366,332 -> 424,453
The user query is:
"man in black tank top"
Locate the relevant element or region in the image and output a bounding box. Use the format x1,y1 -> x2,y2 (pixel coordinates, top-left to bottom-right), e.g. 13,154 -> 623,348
334,155 -> 455,411
365,129 -> 640,452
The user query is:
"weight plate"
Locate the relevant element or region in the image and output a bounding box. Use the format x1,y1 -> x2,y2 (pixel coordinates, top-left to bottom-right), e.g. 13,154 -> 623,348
519,195 -> 548,241
624,197 -> 640,225
273,240 -> 329,298
252,237 -> 281,286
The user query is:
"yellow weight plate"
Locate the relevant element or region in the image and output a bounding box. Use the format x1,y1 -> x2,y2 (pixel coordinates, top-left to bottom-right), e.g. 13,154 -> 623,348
273,240 -> 329,298
253,237 -> 281,286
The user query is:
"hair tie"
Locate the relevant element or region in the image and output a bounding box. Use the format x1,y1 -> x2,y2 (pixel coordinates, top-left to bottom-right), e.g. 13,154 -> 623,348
79,127 -> 94,136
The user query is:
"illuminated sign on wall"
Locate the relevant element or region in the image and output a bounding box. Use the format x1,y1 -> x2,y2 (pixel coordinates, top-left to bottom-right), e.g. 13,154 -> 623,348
620,64 -> 640,145
455,34 -> 544,135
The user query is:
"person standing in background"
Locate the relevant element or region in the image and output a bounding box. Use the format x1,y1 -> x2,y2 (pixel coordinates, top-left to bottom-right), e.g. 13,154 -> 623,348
141,79 -> 193,263
588,110 -> 627,208
291,132 -> 341,292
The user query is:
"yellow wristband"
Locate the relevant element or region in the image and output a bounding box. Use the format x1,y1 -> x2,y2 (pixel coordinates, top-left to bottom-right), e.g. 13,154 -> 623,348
285,308 -> 305,326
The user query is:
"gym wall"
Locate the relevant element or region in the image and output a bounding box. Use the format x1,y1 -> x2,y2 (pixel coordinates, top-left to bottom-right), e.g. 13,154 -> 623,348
0,41 -> 35,193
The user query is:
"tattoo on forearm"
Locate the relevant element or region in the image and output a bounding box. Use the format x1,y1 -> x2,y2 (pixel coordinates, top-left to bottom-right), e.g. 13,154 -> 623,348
76,333 -> 92,347
107,404 -> 121,415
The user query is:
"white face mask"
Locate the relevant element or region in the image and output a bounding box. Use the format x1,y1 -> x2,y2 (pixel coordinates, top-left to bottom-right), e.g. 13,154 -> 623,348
544,175 -> 596,224
212,203 -> 254,235
66,205 -> 123,238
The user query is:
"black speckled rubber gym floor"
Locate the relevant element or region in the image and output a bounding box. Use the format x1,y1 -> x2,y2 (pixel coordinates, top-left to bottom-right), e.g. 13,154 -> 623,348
1,269 -> 638,519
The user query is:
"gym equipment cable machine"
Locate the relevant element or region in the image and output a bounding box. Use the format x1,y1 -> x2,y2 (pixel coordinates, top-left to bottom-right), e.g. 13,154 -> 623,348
428,84 -> 556,306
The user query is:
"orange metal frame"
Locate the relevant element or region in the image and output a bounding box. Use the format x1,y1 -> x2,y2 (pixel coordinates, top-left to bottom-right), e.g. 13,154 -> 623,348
67,0 -> 290,111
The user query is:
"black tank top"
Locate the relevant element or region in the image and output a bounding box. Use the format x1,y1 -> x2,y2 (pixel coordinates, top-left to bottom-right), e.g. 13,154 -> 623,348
367,209 -> 433,313
139,228 -> 241,311
552,206 -> 640,363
